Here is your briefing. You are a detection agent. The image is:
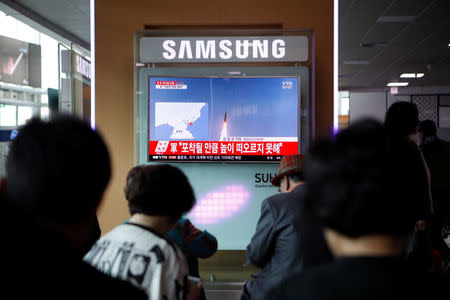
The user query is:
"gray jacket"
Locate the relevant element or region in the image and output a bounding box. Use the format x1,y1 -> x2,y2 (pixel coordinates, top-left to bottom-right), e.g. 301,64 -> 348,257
242,184 -> 332,300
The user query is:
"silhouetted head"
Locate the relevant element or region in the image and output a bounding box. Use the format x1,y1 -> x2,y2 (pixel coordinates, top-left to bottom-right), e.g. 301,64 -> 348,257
418,119 -> 437,139
305,119 -> 419,238
6,116 -> 111,224
125,164 -> 195,222
385,101 -> 419,136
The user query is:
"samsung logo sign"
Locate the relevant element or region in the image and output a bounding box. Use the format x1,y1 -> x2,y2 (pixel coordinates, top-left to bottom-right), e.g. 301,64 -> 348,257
139,36 -> 308,63
75,54 -> 91,79
162,39 -> 286,60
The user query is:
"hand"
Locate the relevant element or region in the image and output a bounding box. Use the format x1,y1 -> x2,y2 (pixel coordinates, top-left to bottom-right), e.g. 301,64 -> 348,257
187,279 -> 203,300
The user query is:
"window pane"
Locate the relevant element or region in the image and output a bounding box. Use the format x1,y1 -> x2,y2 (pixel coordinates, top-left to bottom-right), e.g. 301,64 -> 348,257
41,107 -> 49,120
41,94 -> 49,104
341,91 -> 350,97
18,106 -> 33,125
341,98 -> 350,115
0,105 -> 17,126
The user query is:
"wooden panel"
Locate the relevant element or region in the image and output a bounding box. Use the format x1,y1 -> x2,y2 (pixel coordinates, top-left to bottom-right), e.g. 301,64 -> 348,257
95,0 -> 334,280
338,115 -> 349,130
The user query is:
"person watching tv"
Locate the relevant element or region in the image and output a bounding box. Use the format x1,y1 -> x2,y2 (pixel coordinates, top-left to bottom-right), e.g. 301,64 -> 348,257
84,164 -> 202,300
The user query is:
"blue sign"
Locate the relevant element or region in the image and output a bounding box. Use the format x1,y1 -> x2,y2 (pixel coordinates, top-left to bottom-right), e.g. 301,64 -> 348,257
10,130 -> 18,140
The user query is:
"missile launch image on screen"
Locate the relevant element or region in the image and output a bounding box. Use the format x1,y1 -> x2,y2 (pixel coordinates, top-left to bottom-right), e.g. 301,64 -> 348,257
219,112 -> 228,141
148,76 -> 299,162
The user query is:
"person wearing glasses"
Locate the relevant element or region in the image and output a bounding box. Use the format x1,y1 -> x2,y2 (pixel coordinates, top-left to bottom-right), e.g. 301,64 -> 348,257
241,154 -> 332,300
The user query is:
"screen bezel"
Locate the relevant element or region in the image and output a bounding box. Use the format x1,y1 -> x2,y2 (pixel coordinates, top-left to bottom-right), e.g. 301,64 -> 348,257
137,66 -> 310,165
146,75 -> 301,163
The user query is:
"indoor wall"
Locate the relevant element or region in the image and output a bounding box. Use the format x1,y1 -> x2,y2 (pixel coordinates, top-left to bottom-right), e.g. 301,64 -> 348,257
95,0 -> 333,234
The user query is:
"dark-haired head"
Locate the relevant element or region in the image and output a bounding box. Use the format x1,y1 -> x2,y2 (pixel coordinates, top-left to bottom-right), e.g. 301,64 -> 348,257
125,164 -> 195,222
385,101 -> 419,136
305,118 -> 419,238
5,116 -> 111,224
418,119 -> 437,138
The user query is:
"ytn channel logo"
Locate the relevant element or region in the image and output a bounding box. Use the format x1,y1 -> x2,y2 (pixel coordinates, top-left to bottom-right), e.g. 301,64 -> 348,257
282,81 -> 293,89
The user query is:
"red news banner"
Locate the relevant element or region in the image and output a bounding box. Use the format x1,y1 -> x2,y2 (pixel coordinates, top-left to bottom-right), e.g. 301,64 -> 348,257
149,141 -> 298,156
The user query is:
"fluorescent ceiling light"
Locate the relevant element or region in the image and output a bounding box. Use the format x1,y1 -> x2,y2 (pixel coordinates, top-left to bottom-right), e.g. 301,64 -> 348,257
400,73 -> 416,78
387,82 -> 409,87
400,73 -> 425,78
360,41 -> 387,48
90,0 -> 95,129
377,16 -> 415,23
228,71 -> 241,75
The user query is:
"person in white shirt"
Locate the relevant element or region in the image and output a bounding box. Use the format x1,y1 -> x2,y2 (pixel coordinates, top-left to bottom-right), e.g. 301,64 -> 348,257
84,164 -> 202,300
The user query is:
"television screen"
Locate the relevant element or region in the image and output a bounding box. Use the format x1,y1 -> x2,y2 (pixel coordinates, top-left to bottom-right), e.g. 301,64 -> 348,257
0,35 -> 41,87
148,76 -> 300,162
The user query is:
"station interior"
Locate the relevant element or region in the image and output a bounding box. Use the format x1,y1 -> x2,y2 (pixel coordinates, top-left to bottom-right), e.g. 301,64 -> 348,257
0,0 -> 449,299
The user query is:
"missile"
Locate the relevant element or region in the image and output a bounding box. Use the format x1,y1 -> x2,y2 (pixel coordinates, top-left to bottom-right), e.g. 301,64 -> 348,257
220,112 -> 228,141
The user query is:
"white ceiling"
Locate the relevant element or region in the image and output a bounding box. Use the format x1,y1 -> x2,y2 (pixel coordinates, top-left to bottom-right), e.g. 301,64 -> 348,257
0,0 -> 89,50
339,0 -> 450,90
1,0 -> 449,90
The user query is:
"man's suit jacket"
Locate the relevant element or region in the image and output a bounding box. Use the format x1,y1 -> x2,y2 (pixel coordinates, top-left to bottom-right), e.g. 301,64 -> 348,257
242,184 -> 332,300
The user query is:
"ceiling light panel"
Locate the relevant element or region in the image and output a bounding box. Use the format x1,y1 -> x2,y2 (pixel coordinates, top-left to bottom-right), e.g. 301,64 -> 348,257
387,82 -> 409,87
399,73 -> 425,78
400,73 -> 416,78
359,41 -> 388,48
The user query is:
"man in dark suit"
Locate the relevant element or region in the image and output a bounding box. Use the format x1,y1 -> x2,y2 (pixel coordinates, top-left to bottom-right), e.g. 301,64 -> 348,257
241,154 -> 332,300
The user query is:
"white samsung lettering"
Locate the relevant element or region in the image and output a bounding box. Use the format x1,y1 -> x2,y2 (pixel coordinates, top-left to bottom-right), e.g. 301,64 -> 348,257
252,40 -> 269,58
162,40 -> 176,59
272,39 -> 286,58
160,38 -> 289,60
179,40 -> 193,59
219,40 -> 232,59
236,40 -> 249,59
196,40 -> 216,59
76,56 -> 82,74
76,55 -> 91,79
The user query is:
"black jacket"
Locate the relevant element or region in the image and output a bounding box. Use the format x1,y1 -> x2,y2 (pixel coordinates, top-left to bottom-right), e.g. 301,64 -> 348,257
267,256 -> 449,300
1,204 -> 147,300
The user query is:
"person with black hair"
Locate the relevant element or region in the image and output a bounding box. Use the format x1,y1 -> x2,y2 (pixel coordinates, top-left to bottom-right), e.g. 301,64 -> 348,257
385,101 -> 434,272
266,119 -> 449,300
418,119 -> 450,221
241,154 -> 332,300
1,116 -> 146,300
84,164 -> 202,300
385,101 -> 432,221
418,119 -> 450,270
